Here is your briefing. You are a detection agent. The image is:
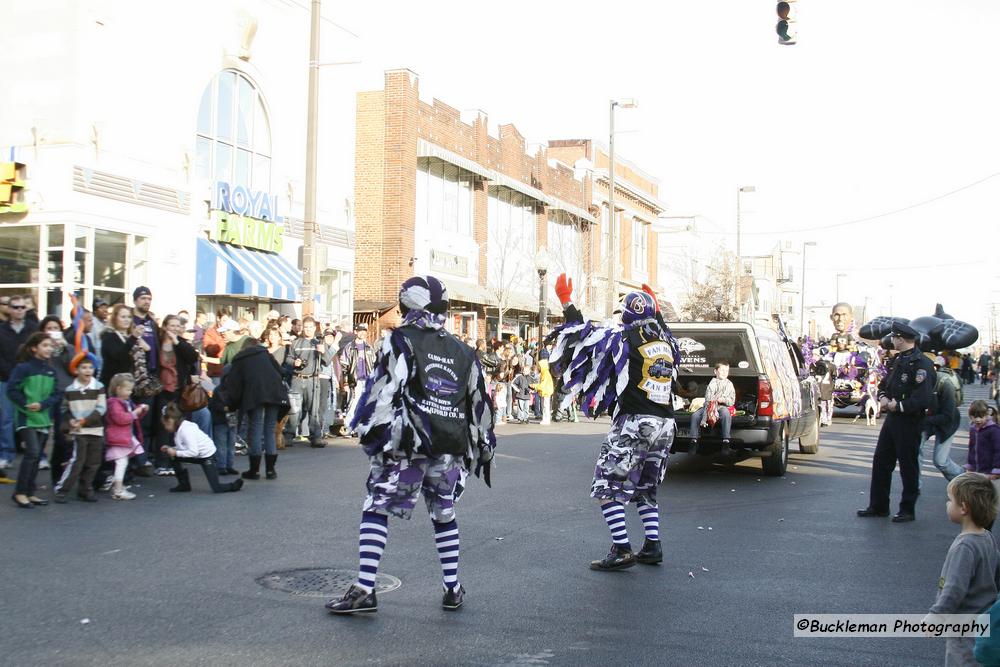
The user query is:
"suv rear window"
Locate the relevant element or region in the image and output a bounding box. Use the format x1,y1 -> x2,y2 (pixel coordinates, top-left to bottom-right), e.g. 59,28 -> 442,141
674,331 -> 758,373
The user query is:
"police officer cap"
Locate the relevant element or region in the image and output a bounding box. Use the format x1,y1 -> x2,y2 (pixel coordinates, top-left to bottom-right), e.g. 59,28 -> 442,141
891,321 -> 918,339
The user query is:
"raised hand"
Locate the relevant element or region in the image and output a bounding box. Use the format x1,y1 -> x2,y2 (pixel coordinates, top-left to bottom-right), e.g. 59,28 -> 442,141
555,273 -> 574,306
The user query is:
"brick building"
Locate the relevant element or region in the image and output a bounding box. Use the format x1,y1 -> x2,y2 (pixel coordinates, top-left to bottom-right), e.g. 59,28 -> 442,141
354,69 -> 663,339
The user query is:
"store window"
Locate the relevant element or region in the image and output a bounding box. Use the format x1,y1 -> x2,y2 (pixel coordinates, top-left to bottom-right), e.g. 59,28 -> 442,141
487,186 -> 538,304
195,70 -> 271,192
0,223 -> 147,318
631,218 -> 648,274
416,158 -> 474,237
320,268 -> 353,327
547,211 -> 584,300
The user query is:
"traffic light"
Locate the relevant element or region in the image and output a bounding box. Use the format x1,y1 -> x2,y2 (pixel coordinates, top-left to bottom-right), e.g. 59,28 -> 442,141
0,162 -> 27,214
776,1 -> 797,45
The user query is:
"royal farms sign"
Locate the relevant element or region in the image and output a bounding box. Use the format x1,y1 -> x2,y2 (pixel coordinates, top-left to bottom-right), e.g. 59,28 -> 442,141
209,181 -> 285,252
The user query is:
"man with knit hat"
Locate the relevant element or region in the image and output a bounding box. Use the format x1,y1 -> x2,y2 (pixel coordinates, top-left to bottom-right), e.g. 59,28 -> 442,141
130,286 -> 160,448
326,275 -> 496,615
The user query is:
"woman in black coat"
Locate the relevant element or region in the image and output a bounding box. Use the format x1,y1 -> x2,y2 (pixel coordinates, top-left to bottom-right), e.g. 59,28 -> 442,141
152,314 -> 209,472
99,304 -> 147,386
226,338 -> 289,480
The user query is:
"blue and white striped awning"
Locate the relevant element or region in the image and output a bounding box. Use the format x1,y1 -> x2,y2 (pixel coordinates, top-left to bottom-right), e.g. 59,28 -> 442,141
196,238 -> 301,302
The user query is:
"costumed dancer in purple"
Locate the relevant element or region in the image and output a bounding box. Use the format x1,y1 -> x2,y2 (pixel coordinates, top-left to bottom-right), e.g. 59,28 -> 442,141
326,276 -> 496,615
547,274 -> 679,570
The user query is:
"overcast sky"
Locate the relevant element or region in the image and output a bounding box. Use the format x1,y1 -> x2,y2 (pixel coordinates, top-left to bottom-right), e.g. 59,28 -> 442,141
317,0 -> 999,342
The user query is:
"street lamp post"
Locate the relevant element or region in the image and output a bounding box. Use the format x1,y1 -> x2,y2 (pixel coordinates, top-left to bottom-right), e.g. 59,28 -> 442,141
535,246 -> 550,358
836,273 -> 847,303
735,185 -> 755,313
799,241 -> 816,337
301,0 -> 323,317
606,98 -> 636,319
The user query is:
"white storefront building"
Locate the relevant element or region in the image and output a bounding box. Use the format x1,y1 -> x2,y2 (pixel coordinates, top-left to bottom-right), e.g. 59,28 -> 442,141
0,0 -> 355,323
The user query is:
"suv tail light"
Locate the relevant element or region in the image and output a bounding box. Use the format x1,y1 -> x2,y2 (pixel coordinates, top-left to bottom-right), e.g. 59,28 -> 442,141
757,377 -> 774,417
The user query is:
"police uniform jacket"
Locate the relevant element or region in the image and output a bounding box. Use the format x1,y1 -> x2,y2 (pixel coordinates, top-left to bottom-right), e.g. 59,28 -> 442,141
878,347 -> 936,417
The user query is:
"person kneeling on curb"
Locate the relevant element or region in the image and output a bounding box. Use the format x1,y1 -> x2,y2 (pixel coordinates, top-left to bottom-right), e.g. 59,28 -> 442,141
160,402 -> 243,494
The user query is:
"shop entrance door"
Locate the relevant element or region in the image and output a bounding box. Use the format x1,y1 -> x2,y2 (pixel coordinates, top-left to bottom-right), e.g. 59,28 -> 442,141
451,311 -> 477,340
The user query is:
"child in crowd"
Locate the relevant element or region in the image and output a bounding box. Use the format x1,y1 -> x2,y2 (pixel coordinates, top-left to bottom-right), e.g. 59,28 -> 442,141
54,355 -> 106,503
493,375 -> 508,425
926,473 -> 1000,666
209,368 -> 238,475
7,332 -> 62,508
160,403 -> 243,494
966,400 -> 1000,482
104,373 -> 147,501
512,366 -> 532,424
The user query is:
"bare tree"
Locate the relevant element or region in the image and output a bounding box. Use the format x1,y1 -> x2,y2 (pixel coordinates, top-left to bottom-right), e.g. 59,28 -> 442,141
546,212 -> 591,310
486,212 -> 533,339
680,250 -> 740,322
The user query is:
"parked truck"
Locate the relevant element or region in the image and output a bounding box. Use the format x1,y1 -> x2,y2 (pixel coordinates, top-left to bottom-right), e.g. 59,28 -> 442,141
669,321 -> 820,476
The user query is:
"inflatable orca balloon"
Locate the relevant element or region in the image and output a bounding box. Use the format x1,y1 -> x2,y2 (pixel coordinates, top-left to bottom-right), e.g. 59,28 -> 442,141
859,304 -> 978,352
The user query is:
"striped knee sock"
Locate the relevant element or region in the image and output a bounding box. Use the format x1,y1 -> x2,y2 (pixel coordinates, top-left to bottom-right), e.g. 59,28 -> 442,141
637,502 -> 660,541
601,501 -> 630,546
433,519 -> 460,591
357,511 -> 388,593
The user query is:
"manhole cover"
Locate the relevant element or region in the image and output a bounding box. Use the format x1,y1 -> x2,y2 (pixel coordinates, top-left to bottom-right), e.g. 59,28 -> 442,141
255,568 -> 401,597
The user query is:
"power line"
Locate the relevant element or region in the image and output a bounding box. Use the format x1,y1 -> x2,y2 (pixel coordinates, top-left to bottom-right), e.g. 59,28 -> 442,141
810,258 -> 992,272
273,0 -> 361,38
692,172 -> 1000,236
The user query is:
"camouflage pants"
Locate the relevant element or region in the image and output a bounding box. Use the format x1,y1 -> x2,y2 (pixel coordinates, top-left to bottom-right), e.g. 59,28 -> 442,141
591,414 -> 675,505
363,454 -> 467,521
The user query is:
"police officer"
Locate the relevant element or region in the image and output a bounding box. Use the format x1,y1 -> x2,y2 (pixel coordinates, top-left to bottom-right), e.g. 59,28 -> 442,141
858,321 -> 936,522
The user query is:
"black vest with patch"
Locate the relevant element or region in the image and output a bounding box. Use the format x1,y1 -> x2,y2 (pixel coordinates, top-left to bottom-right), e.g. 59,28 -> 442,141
398,327 -> 474,456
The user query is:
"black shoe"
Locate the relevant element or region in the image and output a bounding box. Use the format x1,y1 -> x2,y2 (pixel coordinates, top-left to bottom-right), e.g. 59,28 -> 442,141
892,512 -> 916,523
169,484 -> 192,493
218,468 -> 236,476
265,454 -> 278,480
77,493 -> 98,503
688,439 -> 699,456
442,584 -> 465,610
326,584 -> 377,614
309,440 -> 326,449
720,440 -> 732,456
589,544 -> 636,571
54,493 -> 68,504
242,455 -> 261,480
857,507 -> 890,517
636,539 -> 663,565
134,465 -> 153,478
229,478 -> 244,493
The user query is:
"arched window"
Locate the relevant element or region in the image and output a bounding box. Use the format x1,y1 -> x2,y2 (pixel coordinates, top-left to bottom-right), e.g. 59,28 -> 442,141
195,70 -> 271,191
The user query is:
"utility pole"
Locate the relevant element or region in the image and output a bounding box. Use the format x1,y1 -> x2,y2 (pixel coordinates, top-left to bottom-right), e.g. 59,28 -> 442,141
605,98 -> 636,318
735,185 -> 755,318
606,101 -> 617,319
799,241 -> 816,336
301,0 -> 321,317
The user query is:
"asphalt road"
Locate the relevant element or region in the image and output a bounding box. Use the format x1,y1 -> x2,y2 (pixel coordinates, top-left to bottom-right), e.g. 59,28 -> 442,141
2,385 -> 991,667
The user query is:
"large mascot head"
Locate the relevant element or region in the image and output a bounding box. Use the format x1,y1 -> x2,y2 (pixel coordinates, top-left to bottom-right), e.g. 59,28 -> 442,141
620,290 -> 656,325
830,302 -> 854,335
